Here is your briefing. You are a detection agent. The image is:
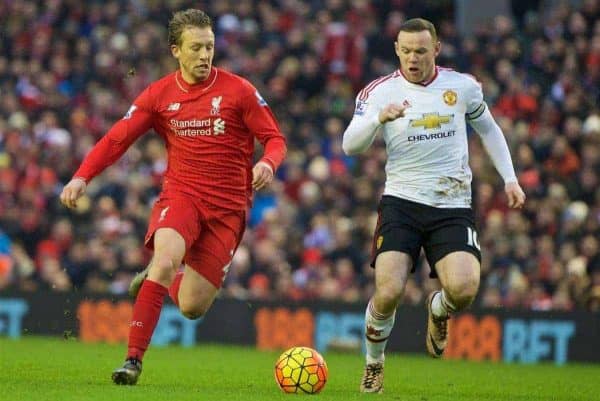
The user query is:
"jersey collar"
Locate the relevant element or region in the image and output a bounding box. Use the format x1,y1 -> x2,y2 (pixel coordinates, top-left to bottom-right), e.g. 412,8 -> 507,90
398,65 -> 439,87
175,67 -> 218,93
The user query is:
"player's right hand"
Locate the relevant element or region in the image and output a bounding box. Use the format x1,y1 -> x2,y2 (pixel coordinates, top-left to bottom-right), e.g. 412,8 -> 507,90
505,181 -> 526,209
60,177 -> 87,209
378,104 -> 409,124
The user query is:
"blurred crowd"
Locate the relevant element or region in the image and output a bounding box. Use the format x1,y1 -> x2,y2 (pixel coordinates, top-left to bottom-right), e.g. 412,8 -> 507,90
0,0 -> 599,311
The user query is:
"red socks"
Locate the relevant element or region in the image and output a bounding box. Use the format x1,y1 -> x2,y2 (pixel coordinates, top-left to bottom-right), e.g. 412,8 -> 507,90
127,279 -> 168,361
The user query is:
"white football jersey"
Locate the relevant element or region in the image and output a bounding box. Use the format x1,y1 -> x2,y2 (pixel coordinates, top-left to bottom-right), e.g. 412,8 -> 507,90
347,67 -> 487,208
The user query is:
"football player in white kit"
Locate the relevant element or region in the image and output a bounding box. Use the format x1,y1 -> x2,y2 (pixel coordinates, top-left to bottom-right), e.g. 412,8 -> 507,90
342,18 -> 526,393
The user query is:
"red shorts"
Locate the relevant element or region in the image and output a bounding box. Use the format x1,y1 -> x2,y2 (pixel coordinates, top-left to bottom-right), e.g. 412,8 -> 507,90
145,192 -> 246,288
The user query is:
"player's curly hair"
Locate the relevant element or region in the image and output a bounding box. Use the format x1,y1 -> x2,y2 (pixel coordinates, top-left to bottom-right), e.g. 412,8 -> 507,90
399,18 -> 438,42
168,9 -> 213,47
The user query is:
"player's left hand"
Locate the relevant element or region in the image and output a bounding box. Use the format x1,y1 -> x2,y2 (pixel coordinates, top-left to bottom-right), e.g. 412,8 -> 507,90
505,181 -> 526,209
252,161 -> 274,191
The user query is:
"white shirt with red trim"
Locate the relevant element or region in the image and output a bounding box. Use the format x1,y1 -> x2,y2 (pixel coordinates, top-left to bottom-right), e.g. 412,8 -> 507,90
342,66 -> 510,208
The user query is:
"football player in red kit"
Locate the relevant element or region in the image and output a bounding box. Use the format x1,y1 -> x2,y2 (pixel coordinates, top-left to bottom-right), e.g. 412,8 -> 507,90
60,9 -> 286,385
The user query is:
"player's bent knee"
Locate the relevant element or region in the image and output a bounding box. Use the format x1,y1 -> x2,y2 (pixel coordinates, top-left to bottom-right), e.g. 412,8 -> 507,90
148,255 -> 176,286
151,254 -> 179,277
446,279 -> 479,309
152,253 -> 174,268
179,302 -> 209,320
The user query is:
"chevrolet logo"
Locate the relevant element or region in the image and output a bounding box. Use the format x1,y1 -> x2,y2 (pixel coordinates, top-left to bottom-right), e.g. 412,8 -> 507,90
409,113 -> 453,129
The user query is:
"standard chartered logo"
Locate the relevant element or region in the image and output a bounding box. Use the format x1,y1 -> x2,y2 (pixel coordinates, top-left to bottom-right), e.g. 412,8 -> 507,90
170,118 -> 226,137
213,118 -> 225,135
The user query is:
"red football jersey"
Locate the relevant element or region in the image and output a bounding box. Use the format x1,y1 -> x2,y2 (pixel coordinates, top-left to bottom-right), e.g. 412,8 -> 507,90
74,67 -> 286,211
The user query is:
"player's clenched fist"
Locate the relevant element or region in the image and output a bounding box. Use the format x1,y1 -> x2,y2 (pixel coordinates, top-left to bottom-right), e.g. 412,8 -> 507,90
252,161 -> 274,191
60,177 -> 87,209
505,181 -> 526,209
378,104 -> 409,124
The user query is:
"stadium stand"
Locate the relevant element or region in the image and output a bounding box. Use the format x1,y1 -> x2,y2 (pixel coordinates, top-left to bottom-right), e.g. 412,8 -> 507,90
0,0 -> 598,311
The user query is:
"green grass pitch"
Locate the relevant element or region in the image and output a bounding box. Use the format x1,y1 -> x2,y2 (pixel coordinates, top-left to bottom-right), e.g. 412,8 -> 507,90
1,336 -> 598,401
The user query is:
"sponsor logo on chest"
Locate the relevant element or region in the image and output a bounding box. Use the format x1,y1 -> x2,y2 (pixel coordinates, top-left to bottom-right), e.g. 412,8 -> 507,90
409,112 -> 454,129
166,95 -> 227,137
169,117 -> 226,137
407,112 -> 455,143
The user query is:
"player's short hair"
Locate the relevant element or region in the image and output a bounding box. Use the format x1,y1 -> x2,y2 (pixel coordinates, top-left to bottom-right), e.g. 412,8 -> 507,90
168,9 -> 213,47
398,18 -> 438,42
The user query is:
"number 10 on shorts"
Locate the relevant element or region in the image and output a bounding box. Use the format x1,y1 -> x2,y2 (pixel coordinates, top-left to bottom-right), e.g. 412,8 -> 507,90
466,227 -> 480,250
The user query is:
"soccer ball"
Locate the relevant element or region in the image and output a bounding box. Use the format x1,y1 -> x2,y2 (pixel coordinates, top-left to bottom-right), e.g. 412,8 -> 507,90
274,346 -> 328,394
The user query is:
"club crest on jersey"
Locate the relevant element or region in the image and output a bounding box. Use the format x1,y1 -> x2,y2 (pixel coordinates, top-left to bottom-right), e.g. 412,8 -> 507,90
255,91 -> 268,106
443,90 -> 457,106
376,235 -> 384,249
123,105 -> 137,119
355,100 -> 368,116
158,206 -> 170,222
211,96 -> 222,115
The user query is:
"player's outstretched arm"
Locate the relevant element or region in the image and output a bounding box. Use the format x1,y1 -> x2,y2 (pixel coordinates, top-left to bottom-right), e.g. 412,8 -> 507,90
61,91 -> 153,210
60,177 -> 87,209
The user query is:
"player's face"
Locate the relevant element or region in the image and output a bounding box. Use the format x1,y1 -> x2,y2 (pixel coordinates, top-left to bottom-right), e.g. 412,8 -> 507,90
395,30 -> 440,84
171,26 -> 215,83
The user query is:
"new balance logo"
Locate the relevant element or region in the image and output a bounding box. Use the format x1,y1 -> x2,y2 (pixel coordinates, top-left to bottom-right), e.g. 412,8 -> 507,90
167,102 -> 180,111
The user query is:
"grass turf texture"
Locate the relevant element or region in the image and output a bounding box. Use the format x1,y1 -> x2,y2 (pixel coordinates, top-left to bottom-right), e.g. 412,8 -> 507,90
1,336 -> 598,401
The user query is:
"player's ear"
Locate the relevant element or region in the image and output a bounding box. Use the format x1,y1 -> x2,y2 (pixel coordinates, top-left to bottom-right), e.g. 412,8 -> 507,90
170,44 -> 180,59
394,41 -> 400,57
434,41 -> 441,57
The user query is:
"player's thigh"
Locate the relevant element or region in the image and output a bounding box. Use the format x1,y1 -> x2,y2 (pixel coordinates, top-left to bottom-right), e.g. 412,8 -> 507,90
153,228 -> 187,264
423,209 -> 481,280
374,251 -> 413,295
145,193 -> 201,255
178,264 -> 219,315
371,195 -> 423,273
184,210 -> 245,290
145,193 -> 201,280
